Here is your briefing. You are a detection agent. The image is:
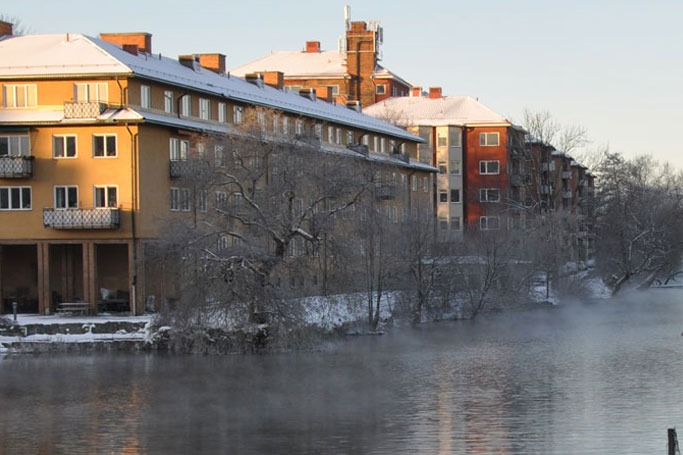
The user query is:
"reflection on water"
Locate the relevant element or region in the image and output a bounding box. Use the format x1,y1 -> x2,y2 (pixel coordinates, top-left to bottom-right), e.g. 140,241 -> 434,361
2,291 -> 683,454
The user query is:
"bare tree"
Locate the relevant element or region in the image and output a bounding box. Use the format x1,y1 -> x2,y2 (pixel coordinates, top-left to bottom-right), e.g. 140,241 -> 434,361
0,14 -> 29,35
594,152 -> 683,295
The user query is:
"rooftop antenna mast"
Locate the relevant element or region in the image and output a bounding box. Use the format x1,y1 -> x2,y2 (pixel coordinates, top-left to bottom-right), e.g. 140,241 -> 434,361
344,5 -> 351,31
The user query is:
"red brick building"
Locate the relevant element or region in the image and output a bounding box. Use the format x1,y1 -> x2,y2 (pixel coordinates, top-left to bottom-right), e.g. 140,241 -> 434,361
231,13 -> 412,109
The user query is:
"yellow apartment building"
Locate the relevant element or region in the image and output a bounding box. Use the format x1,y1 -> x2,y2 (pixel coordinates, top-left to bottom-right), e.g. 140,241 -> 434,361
0,24 -> 433,315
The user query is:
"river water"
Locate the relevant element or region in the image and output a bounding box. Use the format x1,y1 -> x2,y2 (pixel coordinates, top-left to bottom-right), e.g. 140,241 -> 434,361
2,290 -> 683,454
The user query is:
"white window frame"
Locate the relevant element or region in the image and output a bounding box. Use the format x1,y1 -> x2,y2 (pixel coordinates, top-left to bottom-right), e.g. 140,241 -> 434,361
411,175 -> 418,192
479,160 -> 500,175
336,128 -> 343,145
327,126 -> 335,143
480,188 -> 501,202
93,134 -> 117,158
164,90 -> 174,113
450,189 -> 461,203
295,119 -> 304,135
439,190 -> 448,203
451,216 -> 461,230
0,186 -> 31,210
480,132 -> 500,146
170,188 -> 191,212
0,135 -> 30,157
282,117 -> 290,135
218,102 -> 226,123
180,95 -> 191,117
480,216 -> 500,230
198,190 -> 208,212
3,84 -> 37,108
450,160 -> 461,175
74,83 -> 107,103
199,98 -> 210,120
54,185 -> 78,209
94,185 -> 118,208
376,84 -> 386,95
169,138 -> 189,161
423,176 -> 429,192
53,135 -> 77,159
140,85 -> 151,109
234,105 -> 244,124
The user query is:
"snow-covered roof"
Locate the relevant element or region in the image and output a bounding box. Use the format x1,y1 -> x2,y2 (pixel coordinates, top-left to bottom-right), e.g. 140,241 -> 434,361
0,33 -> 420,143
231,49 -> 413,87
363,95 -> 512,128
232,50 -> 348,79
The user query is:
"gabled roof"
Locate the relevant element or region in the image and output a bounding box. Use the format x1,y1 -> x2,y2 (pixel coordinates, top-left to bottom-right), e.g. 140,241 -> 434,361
0,33 -> 420,143
363,95 -> 512,128
230,49 -> 413,87
231,50 -> 348,79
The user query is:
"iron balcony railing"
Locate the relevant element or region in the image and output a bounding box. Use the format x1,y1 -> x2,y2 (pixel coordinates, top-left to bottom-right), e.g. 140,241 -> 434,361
43,208 -> 120,230
64,101 -> 107,119
170,160 -> 188,179
0,156 -> 33,178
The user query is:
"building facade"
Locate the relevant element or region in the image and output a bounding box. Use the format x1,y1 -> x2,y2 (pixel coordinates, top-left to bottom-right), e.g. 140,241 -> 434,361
0,24 -> 433,315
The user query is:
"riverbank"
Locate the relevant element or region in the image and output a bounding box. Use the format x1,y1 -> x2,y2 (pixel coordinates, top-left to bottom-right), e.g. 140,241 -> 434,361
0,314 -> 153,353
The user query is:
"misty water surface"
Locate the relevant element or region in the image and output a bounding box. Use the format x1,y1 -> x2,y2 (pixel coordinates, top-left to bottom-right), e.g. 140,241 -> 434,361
2,290 -> 683,454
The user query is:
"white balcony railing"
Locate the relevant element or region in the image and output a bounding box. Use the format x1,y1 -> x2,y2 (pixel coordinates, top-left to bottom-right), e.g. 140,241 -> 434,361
43,208 -> 120,229
0,156 -> 32,178
64,101 -> 107,119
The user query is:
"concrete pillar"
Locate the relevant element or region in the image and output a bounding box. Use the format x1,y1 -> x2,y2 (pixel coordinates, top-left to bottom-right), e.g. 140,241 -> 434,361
82,242 -> 96,312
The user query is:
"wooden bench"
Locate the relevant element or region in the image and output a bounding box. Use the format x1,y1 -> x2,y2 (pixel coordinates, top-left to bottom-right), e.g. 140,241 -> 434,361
56,302 -> 91,316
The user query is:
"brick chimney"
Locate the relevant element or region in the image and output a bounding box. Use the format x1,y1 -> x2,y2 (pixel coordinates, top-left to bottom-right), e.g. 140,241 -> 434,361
429,87 -> 442,99
0,21 -> 13,36
305,41 -> 321,53
261,71 -> 284,90
412,87 -> 423,97
346,21 -> 379,107
198,53 -> 226,74
316,86 -> 334,103
100,32 -> 152,54
122,44 -> 139,55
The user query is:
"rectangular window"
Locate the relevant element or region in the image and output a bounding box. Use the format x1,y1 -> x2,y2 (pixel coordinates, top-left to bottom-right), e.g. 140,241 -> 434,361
376,84 -> 386,95
180,95 -> 191,116
164,90 -> 174,113
381,138 -> 387,153
54,186 -> 78,209
0,187 -> 31,210
347,130 -> 354,144
218,102 -> 226,123
451,216 -> 461,230
94,185 -> 117,208
450,189 -> 461,203
480,216 -> 500,230
170,188 -> 190,211
234,105 -> 244,124
282,117 -> 290,135
198,190 -> 208,212
411,175 -> 418,192
437,132 -> 447,147
257,111 -> 266,127
336,128 -> 342,145
169,138 -> 189,161
480,132 -> 500,146
438,161 -> 447,174
480,188 -> 501,202
53,135 -> 77,158
0,135 -> 30,157
140,85 -> 151,109
3,84 -> 37,108
373,136 -> 379,152
423,176 -> 429,192
199,98 -> 210,120
272,114 -> 280,133
450,160 -> 461,175
295,119 -> 304,135
479,160 -> 500,175
314,124 -> 323,140
93,134 -> 116,157
74,83 -> 107,103
439,216 -> 448,230
214,145 -> 226,167
439,191 -> 448,203
329,85 -> 339,96
327,126 -> 335,143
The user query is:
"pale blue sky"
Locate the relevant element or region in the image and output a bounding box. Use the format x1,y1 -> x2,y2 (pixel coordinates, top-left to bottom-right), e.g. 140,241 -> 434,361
5,1 -> 683,167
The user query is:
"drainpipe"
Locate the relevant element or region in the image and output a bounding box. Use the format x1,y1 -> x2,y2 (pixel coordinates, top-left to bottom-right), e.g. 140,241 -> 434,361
126,122 -> 139,314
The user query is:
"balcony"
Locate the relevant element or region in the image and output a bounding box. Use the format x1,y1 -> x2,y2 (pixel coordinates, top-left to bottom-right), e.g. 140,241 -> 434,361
374,183 -> 397,200
0,156 -> 33,178
170,160 -> 189,179
561,171 -> 572,180
43,208 -> 120,230
64,101 -> 107,119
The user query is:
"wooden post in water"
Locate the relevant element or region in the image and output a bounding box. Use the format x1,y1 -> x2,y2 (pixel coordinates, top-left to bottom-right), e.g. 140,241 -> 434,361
668,428 -> 678,455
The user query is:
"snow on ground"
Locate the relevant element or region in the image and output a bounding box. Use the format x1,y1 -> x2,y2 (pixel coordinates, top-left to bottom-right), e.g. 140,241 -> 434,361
0,314 -> 154,347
